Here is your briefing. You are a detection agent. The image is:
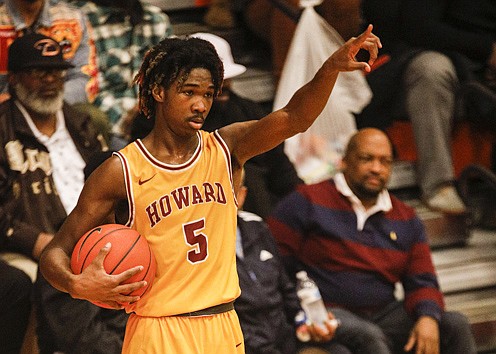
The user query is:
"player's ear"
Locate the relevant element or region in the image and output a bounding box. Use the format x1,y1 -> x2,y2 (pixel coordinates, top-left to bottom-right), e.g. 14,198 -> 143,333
151,84 -> 165,102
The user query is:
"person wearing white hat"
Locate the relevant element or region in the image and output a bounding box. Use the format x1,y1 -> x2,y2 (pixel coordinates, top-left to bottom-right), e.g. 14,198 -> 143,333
191,32 -> 247,80
191,33 -> 304,218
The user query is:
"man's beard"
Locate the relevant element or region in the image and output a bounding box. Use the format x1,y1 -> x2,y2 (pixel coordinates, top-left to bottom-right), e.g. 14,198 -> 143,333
354,184 -> 382,201
13,82 -> 64,115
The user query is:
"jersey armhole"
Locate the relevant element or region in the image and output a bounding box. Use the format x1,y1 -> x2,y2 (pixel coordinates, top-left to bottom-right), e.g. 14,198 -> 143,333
113,151 -> 135,227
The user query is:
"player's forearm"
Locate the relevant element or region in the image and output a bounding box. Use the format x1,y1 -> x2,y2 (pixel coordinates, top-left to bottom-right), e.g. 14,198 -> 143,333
284,62 -> 340,133
39,245 -> 77,295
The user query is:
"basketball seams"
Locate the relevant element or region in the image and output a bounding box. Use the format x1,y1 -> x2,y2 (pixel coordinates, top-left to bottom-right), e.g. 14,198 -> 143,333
123,242 -> 154,296
71,224 -> 156,307
75,226 -> 135,273
108,234 -> 141,275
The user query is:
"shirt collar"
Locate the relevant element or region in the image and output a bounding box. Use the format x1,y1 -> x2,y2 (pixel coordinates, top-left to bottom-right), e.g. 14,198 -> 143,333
15,100 -> 64,142
334,172 -> 392,213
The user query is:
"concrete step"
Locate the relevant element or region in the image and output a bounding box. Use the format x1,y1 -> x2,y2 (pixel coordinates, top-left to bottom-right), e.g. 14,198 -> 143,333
432,229 -> 496,352
445,288 -> 496,353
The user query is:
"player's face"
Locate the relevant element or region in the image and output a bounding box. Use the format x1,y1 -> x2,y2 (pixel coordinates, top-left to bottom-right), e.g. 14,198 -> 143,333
342,134 -> 393,202
157,68 -> 215,134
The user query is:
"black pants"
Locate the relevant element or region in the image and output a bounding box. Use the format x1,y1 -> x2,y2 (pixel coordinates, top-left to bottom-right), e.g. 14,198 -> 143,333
0,260 -> 32,354
34,271 -> 129,354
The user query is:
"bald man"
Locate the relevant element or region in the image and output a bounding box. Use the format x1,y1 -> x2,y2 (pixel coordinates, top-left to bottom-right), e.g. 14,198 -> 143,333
267,128 -> 476,354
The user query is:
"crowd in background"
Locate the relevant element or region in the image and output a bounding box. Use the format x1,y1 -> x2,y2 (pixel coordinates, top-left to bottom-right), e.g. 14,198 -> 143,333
0,0 -> 494,353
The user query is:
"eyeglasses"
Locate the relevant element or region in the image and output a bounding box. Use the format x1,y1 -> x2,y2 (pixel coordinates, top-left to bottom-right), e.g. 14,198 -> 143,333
23,68 -> 67,80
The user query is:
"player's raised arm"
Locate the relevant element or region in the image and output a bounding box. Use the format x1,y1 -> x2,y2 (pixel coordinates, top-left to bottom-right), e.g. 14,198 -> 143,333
219,24 -> 381,166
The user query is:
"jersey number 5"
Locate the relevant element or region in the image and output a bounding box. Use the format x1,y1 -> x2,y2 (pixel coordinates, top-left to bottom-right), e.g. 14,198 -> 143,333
183,219 -> 208,264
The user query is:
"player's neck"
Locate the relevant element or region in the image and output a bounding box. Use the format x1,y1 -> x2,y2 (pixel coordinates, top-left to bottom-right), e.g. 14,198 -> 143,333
143,131 -> 200,165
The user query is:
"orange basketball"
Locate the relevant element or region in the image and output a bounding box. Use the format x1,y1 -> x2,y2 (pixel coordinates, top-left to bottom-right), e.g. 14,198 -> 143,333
70,224 -> 156,309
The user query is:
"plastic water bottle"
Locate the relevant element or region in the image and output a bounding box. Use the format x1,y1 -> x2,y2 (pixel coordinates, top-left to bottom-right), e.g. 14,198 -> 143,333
296,270 -> 329,328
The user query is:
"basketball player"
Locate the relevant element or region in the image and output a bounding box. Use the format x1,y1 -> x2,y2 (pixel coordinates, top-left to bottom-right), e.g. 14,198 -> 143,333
39,26 -> 381,353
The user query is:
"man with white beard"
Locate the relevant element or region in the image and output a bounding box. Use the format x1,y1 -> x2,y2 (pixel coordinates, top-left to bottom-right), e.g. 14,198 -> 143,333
0,33 -> 128,354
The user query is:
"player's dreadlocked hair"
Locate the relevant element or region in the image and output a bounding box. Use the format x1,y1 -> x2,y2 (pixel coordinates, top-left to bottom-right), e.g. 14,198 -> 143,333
134,36 -> 224,119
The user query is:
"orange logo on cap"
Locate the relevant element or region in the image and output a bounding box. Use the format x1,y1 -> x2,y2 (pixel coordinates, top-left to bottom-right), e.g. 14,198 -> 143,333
34,39 -> 60,57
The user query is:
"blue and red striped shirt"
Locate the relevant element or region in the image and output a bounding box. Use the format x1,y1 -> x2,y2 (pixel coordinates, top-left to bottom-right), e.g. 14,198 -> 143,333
267,177 -> 444,321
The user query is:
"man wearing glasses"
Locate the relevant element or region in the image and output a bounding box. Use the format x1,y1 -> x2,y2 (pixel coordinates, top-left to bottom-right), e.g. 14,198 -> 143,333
0,33 -> 127,354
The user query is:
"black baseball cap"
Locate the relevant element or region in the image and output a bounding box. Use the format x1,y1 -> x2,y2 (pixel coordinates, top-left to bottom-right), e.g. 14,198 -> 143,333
7,33 -> 74,72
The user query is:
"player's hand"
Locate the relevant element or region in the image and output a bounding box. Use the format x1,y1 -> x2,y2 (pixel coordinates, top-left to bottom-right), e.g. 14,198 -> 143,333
404,316 -> 440,354
70,242 -> 147,308
326,24 -> 382,73
296,313 -> 340,343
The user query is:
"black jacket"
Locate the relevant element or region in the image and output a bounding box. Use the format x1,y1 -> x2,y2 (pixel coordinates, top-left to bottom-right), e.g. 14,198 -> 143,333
235,211 -> 301,354
0,100 -> 128,354
0,100 -> 106,256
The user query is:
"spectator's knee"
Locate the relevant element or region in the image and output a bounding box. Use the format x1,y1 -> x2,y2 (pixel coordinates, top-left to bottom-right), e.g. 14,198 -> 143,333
405,51 -> 458,87
343,321 -> 389,349
441,311 -> 471,333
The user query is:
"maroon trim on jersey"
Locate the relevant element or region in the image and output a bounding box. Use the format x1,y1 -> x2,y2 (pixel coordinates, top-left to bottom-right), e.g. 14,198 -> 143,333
213,130 -> 238,208
213,130 -> 232,181
113,151 -> 135,227
134,133 -> 202,171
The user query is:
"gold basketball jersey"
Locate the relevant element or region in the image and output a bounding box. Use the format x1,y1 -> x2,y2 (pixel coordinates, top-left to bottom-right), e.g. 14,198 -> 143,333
114,130 -> 240,316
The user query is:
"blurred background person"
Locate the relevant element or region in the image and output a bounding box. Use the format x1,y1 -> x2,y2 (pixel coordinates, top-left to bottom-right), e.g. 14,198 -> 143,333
357,0 -> 496,214
0,33 -> 127,354
70,0 -> 173,149
0,0 -> 98,105
267,128 -> 477,353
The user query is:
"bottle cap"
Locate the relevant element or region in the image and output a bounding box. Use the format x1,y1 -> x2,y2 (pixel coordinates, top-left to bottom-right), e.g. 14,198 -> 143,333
296,270 -> 308,279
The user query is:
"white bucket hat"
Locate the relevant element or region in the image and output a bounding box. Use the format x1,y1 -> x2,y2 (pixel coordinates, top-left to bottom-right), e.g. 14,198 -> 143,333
191,32 -> 247,79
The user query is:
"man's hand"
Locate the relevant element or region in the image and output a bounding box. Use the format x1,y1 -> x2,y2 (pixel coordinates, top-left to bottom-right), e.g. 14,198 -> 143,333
404,315 -> 440,354
69,243 -> 147,309
296,312 -> 340,343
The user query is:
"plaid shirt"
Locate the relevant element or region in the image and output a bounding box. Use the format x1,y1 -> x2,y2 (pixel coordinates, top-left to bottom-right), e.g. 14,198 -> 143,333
72,1 -> 172,130
0,0 -> 99,104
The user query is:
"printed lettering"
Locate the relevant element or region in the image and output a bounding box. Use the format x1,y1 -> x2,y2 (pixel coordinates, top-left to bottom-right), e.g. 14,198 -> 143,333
203,182 -> 215,202
158,195 -> 172,218
171,186 -> 190,209
146,201 -> 161,228
191,185 -> 204,205
145,182 -> 232,228
215,183 -> 226,204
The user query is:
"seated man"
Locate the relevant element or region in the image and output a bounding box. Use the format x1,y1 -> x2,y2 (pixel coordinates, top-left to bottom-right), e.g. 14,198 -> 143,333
70,0 -> 173,149
267,128 -> 477,353
357,0 -> 496,214
235,171 -> 345,354
0,33 -> 127,354
0,0 -> 98,104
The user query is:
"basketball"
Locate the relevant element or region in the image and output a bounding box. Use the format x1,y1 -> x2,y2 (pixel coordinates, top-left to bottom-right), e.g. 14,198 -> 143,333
70,224 -> 157,308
